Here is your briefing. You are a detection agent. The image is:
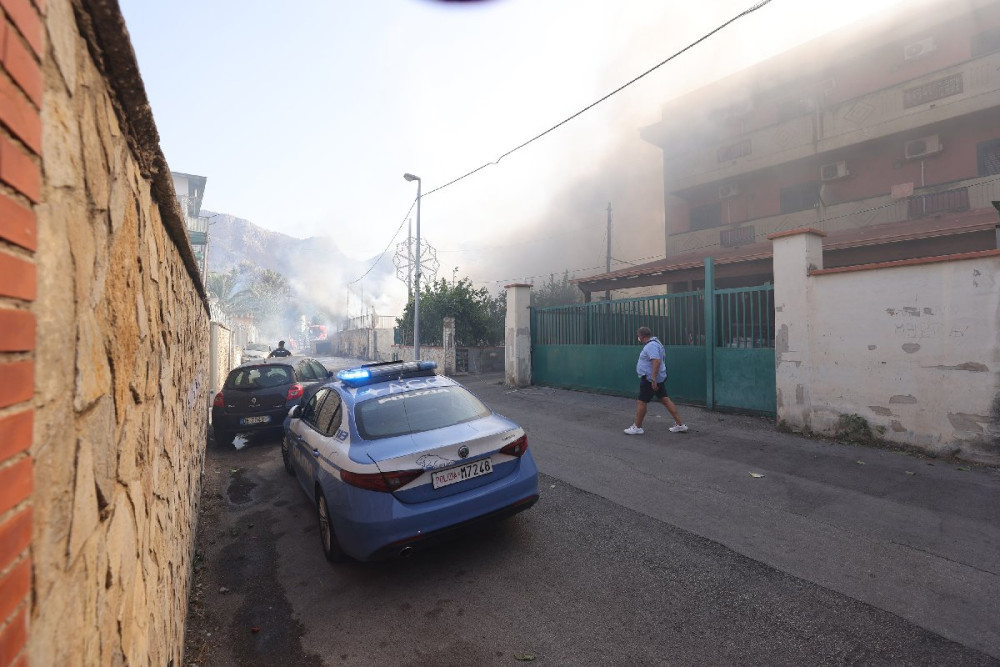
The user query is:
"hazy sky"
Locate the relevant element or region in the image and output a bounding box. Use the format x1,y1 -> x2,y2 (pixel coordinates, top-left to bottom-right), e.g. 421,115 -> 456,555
119,0 -> 911,312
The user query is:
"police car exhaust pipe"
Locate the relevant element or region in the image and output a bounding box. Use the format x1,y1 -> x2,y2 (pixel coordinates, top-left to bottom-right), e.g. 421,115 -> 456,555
399,546 -> 414,558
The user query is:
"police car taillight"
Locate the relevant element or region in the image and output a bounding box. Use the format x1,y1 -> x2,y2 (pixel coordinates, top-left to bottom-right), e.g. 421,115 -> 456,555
286,383 -> 304,401
213,392 -> 225,408
499,434 -> 528,457
341,469 -> 423,493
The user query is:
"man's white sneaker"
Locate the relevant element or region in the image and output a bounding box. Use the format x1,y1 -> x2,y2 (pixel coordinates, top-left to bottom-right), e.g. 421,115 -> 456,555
669,424 -> 689,433
624,425 -> 644,435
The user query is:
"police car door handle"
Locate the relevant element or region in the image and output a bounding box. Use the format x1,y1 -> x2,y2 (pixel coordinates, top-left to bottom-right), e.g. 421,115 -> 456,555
312,449 -> 320,457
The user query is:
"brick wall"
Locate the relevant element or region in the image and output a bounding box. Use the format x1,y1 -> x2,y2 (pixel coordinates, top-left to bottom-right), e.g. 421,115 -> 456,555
0,0 -> 42,665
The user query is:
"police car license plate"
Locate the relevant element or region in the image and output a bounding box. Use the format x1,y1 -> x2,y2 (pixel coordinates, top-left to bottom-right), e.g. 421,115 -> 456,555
432,459 -> 493,489
240,415 -> 271,425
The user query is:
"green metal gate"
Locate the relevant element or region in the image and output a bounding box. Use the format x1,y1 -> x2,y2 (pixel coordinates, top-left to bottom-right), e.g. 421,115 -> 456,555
531,259 -> 775,415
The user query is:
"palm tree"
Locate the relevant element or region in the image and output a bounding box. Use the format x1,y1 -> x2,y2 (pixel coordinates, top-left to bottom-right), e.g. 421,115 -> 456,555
207,268 -> 251,320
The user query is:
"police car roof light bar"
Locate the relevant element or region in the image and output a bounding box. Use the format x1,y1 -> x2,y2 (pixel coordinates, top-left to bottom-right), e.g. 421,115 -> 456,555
337,360 -> 437,387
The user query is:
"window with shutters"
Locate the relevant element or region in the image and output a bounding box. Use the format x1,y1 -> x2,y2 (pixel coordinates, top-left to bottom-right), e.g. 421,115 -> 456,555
977,138 -> 1000,176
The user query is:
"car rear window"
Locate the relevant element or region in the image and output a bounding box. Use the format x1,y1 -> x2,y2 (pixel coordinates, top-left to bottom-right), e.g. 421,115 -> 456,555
225,365 -> 294,389
355,385 -> 491,440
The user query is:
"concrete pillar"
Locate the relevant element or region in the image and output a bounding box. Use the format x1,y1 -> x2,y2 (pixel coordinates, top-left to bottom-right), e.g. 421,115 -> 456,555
443,317 -> 456,375
505,284 -> 532,387
768,228 -> 826,431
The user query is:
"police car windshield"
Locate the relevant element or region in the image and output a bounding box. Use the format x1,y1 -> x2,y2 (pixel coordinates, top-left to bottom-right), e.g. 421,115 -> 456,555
355,385 -> 490,440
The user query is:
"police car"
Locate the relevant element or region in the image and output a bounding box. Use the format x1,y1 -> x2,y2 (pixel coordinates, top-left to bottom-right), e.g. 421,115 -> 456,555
281,360 -> 539,562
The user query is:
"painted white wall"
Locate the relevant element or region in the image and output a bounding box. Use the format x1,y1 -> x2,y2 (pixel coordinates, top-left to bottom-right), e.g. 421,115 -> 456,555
505,284 -> 532,387
774,233 -> 1000,464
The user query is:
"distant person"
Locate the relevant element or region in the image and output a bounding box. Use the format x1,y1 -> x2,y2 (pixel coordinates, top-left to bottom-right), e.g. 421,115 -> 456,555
624,326 -> 687,435
268,340 -> 292,358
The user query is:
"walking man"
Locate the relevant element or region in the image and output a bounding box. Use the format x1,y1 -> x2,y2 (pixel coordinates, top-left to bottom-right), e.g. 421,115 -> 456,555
268,340 -> 292,358
625,326 -> 687,435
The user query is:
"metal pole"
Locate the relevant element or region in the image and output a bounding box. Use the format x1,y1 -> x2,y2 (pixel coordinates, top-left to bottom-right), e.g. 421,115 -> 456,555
414,180 -> 422,361
605,202 -> 612,301
704,257 -> 715,411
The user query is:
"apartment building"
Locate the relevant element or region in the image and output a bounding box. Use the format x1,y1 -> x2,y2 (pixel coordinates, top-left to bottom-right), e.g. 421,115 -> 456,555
577,0 -> 1000,298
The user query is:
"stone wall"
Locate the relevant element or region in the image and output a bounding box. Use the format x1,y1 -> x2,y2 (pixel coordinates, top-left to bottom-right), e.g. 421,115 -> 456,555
20,1 -> 211,665
772,229 -> 1000,464
329,327 -> 395,362
210,321 -> 234,398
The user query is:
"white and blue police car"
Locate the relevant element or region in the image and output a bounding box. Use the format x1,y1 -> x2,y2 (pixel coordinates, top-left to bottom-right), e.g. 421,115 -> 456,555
281,360 -> 539,562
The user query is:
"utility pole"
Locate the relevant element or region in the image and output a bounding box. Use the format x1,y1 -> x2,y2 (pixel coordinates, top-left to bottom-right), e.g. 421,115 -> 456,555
407,218 -> 412,297
605,202 -> 613,302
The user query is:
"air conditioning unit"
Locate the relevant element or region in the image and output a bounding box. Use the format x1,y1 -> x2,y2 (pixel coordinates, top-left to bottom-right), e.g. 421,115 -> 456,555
905,135 -> 942,159
904,37 -> 936,61
820,161 -> 849,181
718,183 -> 740,199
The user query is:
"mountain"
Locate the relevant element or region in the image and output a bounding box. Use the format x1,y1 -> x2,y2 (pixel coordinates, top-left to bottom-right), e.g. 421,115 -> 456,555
205,212 -> 352,277
203,212 -> 402,322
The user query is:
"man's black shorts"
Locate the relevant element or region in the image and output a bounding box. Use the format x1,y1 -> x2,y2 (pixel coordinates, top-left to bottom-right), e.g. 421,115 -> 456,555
638,376 -> 668,402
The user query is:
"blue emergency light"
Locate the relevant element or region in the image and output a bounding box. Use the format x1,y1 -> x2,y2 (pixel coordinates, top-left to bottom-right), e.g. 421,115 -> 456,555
336,360 -> 437,387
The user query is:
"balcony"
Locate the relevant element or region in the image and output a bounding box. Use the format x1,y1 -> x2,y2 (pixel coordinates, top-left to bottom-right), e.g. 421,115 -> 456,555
661,51 -> 1000,191
667,174 -> 1000,258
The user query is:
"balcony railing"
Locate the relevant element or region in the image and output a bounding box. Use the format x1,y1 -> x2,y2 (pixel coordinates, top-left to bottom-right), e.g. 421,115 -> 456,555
668,175 -> 1000,257
907,187 -> 970,218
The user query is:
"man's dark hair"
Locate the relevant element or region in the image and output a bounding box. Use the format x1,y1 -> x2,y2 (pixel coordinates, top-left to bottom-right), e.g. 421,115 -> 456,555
278,340 -> 285,346
637,326 -> 652,338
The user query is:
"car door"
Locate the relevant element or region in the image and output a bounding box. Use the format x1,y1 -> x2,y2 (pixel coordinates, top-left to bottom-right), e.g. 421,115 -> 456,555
291,388 -> 329,493
298,387 -> 344,486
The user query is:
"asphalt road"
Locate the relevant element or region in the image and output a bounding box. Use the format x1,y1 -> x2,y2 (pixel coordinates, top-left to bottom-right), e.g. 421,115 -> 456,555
185,366 -> 1000,666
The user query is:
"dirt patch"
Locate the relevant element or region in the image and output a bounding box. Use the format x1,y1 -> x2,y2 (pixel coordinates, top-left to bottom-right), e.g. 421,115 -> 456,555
184,439 -> 321,665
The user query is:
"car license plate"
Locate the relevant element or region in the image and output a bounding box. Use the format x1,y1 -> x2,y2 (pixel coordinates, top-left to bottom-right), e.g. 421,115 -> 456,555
240,415 -> 271,425
432,458 -> 493,489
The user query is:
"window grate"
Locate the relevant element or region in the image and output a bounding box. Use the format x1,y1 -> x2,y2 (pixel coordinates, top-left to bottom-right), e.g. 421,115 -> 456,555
903,74 -> 963,108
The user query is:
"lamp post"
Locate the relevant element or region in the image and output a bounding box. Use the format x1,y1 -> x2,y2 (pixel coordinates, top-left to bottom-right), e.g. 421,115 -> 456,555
404,173 -> 422,360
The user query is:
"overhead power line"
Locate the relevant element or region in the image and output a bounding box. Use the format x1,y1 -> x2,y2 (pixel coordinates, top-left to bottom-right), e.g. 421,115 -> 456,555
422,0 -> 774,198
349,198 -> 417,285
349,0 -> 774,285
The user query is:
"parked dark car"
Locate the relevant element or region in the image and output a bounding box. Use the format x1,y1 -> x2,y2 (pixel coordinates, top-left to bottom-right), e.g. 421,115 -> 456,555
212,357 -> 333,446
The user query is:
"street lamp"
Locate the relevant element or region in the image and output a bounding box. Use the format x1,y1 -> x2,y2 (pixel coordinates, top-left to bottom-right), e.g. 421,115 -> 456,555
404,173 -> 422,360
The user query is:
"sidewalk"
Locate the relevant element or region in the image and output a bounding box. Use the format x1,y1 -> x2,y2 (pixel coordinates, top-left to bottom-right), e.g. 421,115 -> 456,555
461,373 -> 1000,658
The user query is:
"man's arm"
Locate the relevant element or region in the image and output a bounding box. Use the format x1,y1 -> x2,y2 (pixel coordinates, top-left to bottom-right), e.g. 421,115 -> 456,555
650,358 -> 661,388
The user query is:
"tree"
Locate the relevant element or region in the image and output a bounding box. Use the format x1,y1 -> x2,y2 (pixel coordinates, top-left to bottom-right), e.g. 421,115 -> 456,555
396,277 -> 504,347
531,271 -> 582,308
206,267 -> 252,320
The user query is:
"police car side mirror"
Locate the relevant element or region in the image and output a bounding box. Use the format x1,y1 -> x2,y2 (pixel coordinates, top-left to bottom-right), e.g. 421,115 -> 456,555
289,405 -> 301,419
326,370 -> 334,378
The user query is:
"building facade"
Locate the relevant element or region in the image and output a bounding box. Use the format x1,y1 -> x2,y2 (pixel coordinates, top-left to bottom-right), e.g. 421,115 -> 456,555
171,171 -> 210,280
577,0 -> 1000,297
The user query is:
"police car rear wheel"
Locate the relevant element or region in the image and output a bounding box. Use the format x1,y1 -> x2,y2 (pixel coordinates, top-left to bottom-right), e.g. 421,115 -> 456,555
317,491 -> 347,562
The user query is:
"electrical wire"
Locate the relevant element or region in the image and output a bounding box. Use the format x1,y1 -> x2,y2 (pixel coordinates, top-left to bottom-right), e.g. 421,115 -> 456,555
422,0 -> 774,198
347,0 -> 775,286
348,198 -> 417,285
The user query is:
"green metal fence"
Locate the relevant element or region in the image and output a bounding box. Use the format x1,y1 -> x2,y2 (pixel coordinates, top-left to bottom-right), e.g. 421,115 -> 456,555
531,278 -> 776,415
531,292 -> 708,404
712,285 -> 776,414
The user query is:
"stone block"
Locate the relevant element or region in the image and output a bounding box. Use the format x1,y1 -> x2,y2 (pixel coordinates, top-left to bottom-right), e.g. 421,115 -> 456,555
80,395 -> 115,505
80,93 -> 110,211
74,310 -> 111,412
67,437 -> 99,567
